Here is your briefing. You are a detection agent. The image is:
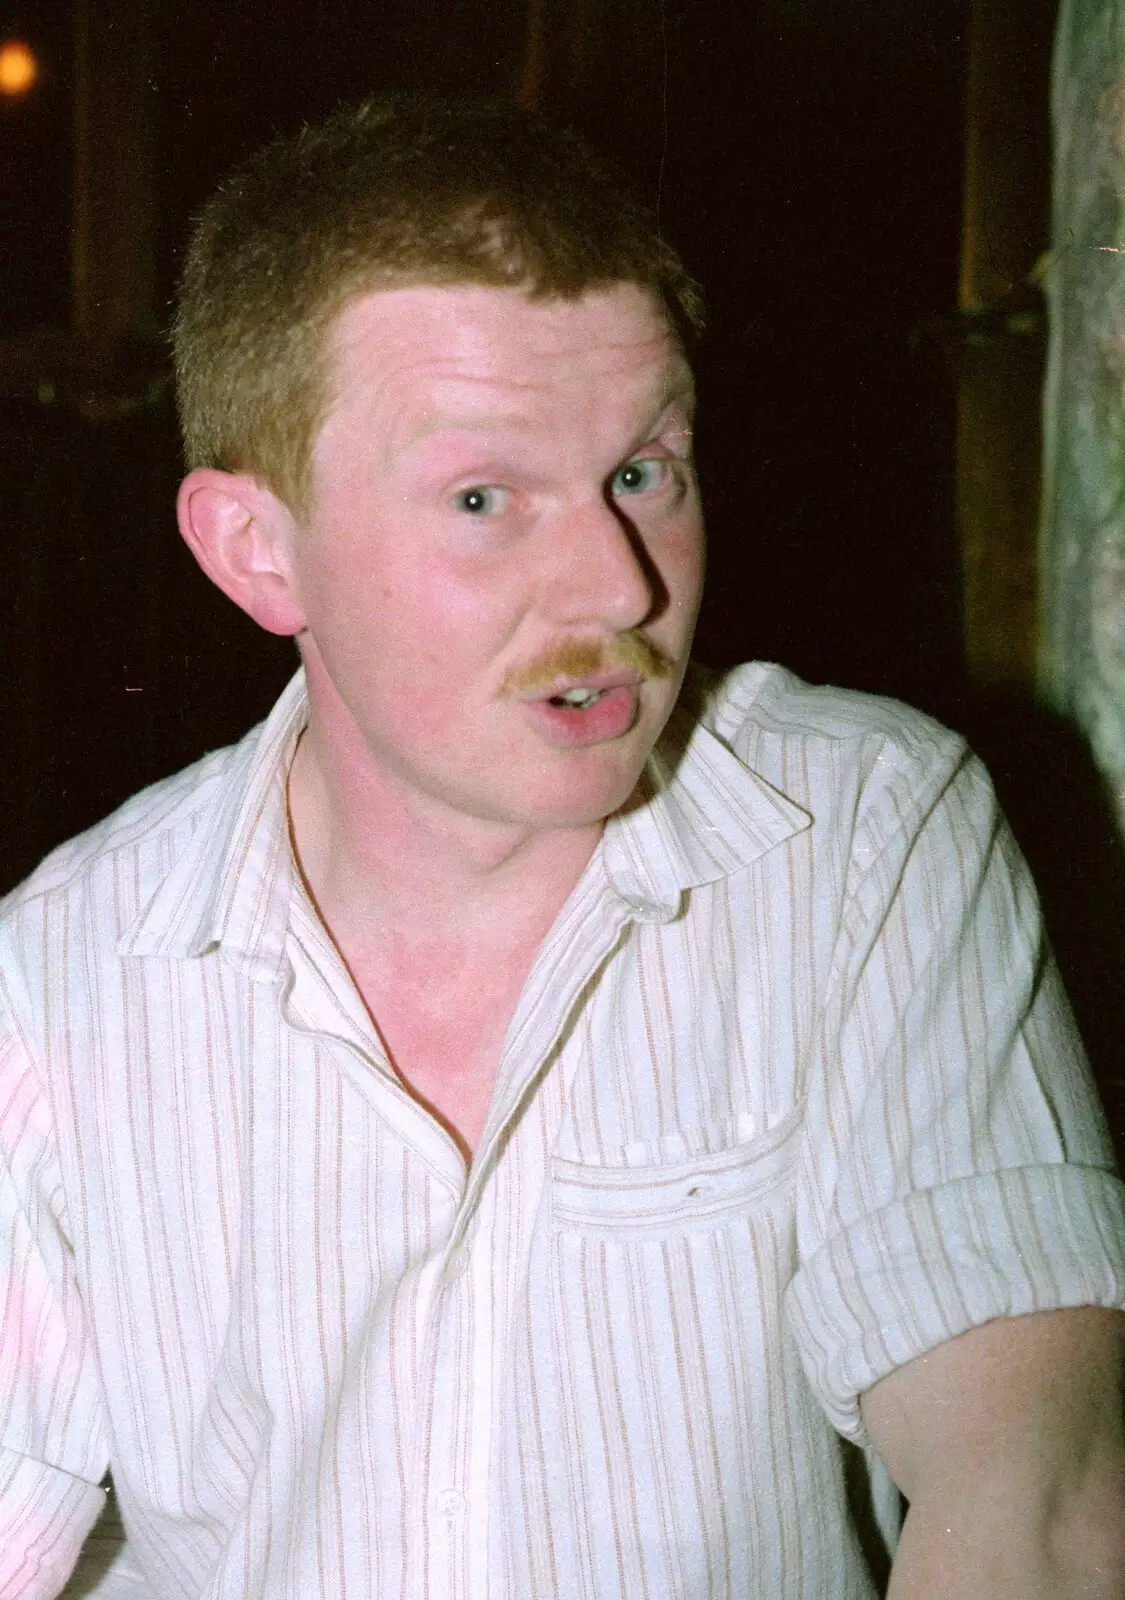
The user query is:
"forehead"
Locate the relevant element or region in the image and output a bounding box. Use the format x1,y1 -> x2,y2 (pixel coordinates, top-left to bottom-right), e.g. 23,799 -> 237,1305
322,282 -> 692,429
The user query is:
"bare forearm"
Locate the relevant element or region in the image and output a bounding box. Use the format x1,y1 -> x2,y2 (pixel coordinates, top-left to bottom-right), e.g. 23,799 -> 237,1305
888,1495 -> 1125,1600
864,1310 -> 1125,1600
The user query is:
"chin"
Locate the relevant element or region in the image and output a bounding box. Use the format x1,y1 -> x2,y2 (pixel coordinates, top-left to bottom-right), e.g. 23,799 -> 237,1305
520,759 -> 651,831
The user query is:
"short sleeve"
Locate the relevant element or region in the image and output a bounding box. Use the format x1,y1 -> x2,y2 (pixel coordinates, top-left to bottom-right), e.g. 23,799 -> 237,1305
0,977 -> 110,1597
785,735 -> 1125,1442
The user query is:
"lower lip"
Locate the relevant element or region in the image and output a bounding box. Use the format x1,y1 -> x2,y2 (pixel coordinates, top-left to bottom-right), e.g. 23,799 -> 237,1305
522,684 -> 641,748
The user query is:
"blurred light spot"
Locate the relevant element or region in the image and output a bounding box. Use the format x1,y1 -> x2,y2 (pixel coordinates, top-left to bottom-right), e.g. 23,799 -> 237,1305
0,39 -> 38,96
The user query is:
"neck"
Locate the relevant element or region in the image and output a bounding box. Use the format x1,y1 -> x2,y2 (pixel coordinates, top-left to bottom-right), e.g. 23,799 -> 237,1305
286,716 -> 605,955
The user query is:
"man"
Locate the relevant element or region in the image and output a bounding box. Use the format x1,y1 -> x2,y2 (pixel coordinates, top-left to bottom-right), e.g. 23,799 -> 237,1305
1,96 -> 1123,1600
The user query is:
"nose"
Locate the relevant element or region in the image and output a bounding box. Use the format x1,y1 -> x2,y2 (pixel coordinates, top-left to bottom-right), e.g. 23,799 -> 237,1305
545,493 -> 659,632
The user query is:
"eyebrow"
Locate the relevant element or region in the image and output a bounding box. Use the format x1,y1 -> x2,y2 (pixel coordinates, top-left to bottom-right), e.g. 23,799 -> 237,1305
658,365 -> 697,414
648,370 -> 697,431
619,371 -> 697,459
397,408 -> 537,453
398,361 -> 697,455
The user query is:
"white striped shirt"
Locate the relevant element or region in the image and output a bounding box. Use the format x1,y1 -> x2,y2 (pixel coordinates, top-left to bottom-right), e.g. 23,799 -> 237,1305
2,662 -> 1124,1599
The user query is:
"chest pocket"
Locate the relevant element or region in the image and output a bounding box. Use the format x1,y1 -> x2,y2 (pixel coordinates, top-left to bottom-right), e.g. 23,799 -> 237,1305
550,1104 -> 803,1240
511,1102 -> 845,1597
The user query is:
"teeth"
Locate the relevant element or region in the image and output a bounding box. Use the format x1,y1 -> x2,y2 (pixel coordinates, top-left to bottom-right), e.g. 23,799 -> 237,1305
557,688 -> 601,708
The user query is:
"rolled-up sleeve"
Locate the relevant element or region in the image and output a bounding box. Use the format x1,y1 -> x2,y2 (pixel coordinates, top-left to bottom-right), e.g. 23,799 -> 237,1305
786,736 -> 1125,1442
1,985 -> 108,1598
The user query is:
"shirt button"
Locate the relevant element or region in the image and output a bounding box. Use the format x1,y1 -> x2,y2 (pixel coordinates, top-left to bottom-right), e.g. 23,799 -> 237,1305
632,901 -> 664,921
445,1247 -> 470,1282
614,875 -> 666,920
434,1488 -> 466,1519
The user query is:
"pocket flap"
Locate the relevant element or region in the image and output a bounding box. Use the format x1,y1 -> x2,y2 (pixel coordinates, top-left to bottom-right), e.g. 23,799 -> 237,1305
551,1107 -> 802,1236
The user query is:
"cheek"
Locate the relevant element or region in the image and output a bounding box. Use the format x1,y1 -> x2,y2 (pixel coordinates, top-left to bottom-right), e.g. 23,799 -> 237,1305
313,548 -> 523,717
661,511 -> 707,611
294,495 -> 533,682
398,542 -> 531,652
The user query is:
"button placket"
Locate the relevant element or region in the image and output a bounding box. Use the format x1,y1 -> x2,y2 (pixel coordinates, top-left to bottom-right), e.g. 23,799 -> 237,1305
416,1200 -> 486,1598
444,1245 -> 470,1283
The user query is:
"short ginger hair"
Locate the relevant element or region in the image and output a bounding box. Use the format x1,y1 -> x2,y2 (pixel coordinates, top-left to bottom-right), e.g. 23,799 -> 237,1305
172,95 -> 705,518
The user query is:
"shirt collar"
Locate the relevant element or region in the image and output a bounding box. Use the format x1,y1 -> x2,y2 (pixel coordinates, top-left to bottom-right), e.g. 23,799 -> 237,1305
119,670 -> 308,980
602,670 -> 811,921
121,665 -> 810,969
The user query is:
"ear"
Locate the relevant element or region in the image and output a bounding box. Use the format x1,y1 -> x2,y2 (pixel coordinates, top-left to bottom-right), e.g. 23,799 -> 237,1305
176,468 -> 306,636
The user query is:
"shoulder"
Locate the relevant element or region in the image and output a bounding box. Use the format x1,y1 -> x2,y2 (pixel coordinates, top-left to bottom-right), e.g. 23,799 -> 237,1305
684,660 -> 975,810
668,662 -> 1015,916
688,659 -> 961,759
0,728 -> 255,939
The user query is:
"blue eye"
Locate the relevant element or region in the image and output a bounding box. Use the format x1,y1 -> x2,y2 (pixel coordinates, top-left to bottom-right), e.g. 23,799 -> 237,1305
454,486 -> 508,516
611,459 -> 664,497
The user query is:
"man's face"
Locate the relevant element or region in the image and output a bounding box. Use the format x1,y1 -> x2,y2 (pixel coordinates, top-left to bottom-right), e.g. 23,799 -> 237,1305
285,282 -> 705,834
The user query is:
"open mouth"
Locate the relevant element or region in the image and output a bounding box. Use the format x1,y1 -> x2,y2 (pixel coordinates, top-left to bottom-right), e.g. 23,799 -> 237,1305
549,687 -> 604,710
525,680 -> 641,745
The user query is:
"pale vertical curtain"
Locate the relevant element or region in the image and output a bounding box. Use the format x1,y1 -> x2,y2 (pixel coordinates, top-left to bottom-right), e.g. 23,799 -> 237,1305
1042,0 -> 1125,823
